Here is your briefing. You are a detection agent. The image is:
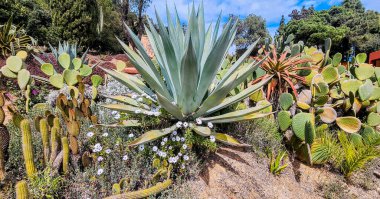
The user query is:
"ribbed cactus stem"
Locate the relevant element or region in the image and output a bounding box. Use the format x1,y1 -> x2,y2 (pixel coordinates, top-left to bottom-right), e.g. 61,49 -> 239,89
39,119 -> 50,166
53,117 -> 60,132
16,180 -> 29,199
0,146 -> 4,180
20,119 -> 36,178
104,179 -> 173,199
62,137 -> 69,175
50,126 -> 59,165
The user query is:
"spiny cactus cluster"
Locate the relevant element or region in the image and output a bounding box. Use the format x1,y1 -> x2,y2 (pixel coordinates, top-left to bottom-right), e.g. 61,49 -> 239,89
0,92 -> 10,180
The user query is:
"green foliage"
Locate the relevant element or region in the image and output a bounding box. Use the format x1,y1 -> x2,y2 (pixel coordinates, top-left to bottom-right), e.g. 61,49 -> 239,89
28,168 -> 65,198
292,112 -> 314,141
0,17 -> 33,57
15,180 -> 29,199
311,130 -> 340,165
269,150 -> 288,175
279,93 -> 293,111
277,111 -> 291,132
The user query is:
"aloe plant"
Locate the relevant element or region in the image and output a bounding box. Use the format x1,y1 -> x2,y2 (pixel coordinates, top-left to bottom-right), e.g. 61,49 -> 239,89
102,3 -> 271,147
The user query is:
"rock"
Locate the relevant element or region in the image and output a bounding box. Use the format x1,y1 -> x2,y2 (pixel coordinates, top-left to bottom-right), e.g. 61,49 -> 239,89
373,170 -> 380,178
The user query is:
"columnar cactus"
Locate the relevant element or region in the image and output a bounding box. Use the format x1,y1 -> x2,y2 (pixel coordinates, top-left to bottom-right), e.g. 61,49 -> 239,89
62,137 -> 69,175
50,126 -> 59,165
15,180 -> 29,199
20,119 -> 36,178
39,118 -> 50,166
0,93 -> 10,180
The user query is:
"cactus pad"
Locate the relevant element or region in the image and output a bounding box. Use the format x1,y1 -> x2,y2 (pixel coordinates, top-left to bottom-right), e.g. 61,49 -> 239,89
318,107 -> 337,123
321,66 -> 338,83
17,69 -> 30,90
336,117 -> 361,133
6,56 -> 23,72
341,79 -> 362,96
41,63 -> 55,76
292,112 -> 314,141
58,53 -> 71,69
367,112 -> 380,126
354,63 -> 374,80
279,93 -> 294,110
358,80 -> 374,101
49,74 -> 64,89
278,111 -> 292,131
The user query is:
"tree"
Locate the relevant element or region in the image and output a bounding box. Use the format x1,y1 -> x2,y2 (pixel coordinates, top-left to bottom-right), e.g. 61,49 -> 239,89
288,5 -> 315,20
231,14 -> 270,56
284,0 -> 380,55
275,15 -> 286,38
47,0 -> 99,46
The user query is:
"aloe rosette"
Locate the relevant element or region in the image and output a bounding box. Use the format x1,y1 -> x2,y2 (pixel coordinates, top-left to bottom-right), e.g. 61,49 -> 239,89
102,3 -> 271,147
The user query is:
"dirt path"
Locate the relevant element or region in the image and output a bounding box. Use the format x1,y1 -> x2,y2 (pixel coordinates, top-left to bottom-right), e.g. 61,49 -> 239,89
185,147 -> 379,199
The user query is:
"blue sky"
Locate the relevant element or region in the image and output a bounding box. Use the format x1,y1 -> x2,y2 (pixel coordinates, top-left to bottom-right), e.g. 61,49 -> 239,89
146,0 -> 380,37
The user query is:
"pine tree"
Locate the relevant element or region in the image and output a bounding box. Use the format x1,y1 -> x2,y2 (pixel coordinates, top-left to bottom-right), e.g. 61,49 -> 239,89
276,15 -> 286,38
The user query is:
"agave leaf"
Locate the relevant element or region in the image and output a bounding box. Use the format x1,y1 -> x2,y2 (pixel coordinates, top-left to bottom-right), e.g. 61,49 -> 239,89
101,104 -> 142,113
128,125 -> 177,147
214,133 -> 251,147
156,93 -> 184,120
105,95 -> 140,107
201,104 -> 272,123
191,124 -> 211,136
205,77 -> 272,116
101,67 -> 145,95
95,120 -> 141,127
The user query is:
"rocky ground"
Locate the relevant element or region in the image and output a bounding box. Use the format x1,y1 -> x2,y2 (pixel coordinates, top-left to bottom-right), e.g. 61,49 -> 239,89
184,147 -> 380,199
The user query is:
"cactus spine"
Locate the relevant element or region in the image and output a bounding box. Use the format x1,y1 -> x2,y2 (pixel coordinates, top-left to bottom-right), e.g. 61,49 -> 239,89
62,137 -> 69,175
104,179 -> 173,199
39,119 -> 50,166
16,180 -> 29,199
20,119 -> 36,178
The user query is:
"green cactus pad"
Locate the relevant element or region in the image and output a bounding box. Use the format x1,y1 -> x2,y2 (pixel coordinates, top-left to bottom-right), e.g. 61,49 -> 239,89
72,58 -> 82,70
337,65 -> 346,74
341,79 -> 362,96
332,53 -> 342,67
304,121 -> 315,145
41,63 -> 55,76
79,64 -> 92,76
350,133 -> 363,146
336,117 -> 361,133
321,66 -> 338,83
278,111 -> 292,132
63,70 -> 79,86
58,53 -> 71,69
375,68 -> 380,85
369,87 -> 380,100
17,69 -> 30,90
356,53 -> 367,64
16,50 -> 28,61
367,112 -> 380,126
0,66 -> 17,78
279,93 -> 293,110
49,74 -> 64,89
91,75 -> 103,87
310,52 -> 324,64
249,89 -> 265,102
354,63 -> 374,80
292,112 -> 314,141
330,88 -> 344,99
314,95 -> 329,106
305,70 -> 318,86
319,107 -> 337,124
6,56 -> 23,72
298,89 -> 312,104
315,82 -> 329,96
358,80 -> 374,101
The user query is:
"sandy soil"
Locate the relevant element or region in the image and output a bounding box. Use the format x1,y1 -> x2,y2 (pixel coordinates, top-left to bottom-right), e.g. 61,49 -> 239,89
185,147 -> 380,199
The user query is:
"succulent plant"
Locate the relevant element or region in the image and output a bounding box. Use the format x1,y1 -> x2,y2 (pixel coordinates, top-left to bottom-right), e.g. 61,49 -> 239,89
0,93 -> 9,180
292,112 -> 315,141
278,110 -> 292,132
279,93 -> 294,111
367,112 -> 380,127
62,137 -> 69,175
336,117 -> 361,133
0,51 -> 31,90
34,41 -> 98,89
20,119 -> 37,178
102,3 -> 271,148
15,180 -> 29,199
39,118 -> 50,166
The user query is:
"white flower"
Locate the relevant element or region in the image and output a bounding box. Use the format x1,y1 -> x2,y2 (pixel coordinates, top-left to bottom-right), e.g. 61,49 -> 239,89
123,155 -> 128,161
153,112 -> 160,116
178,152 -> 182,156
139,145 -> 145,151
128,133 -> 134,138
97,156 -> 104,162
210,135 -> 216,143
135,109 -> 141,114
93,143 -> 102,153
183,122 -> 188,128
207,122 -> 213,128
87,132 -> 94,137
131,94 -> 138,99
102,133 -> 109,137
171,101 -> 176,105
147,111 -> 153,116
176,136 -> 181,142
152,146 -> 158,152
172,131 -> 177,136
183,155 -> 189,161
172,137 -> 176,142
196,118 -> 202,125
180,137 -> 185,142
168,146 -> 172,150
181,164 -> 186,169
182,144 -> 187,150
176,121 -> 183,128
137,98 -> 143,102
163,137 -> 168,142
161,141 -> 165,146
159,151 -> 167,158
97,168 -> 104,175
111,111 -> 118,115
105,149 -> 112,154
114,113 -> 121,119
